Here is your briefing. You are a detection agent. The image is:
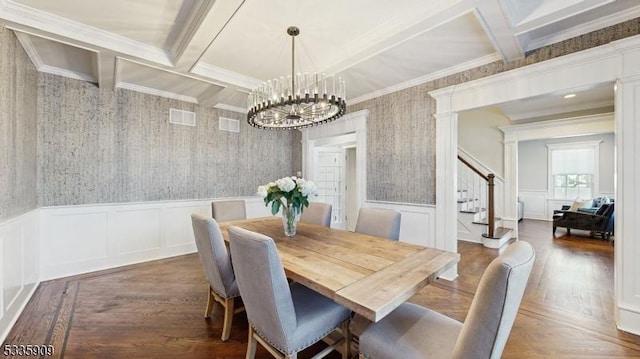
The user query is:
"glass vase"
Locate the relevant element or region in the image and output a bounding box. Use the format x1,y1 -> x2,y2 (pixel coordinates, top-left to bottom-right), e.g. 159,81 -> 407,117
281,206 -> 300,236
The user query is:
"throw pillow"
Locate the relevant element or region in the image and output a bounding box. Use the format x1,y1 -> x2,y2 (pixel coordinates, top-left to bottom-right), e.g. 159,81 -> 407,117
602,196 -> 611,204
569,198 -> 593,212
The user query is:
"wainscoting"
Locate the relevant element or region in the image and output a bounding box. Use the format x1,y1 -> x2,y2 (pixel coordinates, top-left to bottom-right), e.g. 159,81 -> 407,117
39,197 -> 272,281
518,190 -> 550,220
0,209 -> 39,342
519,190 -> 615,221
1,197 -> 437,343
363,201 -> 436,247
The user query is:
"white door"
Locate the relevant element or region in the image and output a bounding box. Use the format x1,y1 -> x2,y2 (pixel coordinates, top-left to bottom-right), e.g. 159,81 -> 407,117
314,147 -> 346,229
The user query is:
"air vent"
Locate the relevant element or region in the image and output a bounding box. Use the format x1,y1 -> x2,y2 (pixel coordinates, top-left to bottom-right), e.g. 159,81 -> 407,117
170,108 -> 196,126
219,117 -> 240,133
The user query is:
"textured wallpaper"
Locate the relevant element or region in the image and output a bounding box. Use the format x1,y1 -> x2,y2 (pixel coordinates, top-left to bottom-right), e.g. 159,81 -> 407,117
0,28 -> 38,221
37,74 -> 298,206
349,17 -> 640,205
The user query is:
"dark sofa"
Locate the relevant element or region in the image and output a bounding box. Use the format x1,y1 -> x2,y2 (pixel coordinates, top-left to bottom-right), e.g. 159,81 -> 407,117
553,203 -> 614,239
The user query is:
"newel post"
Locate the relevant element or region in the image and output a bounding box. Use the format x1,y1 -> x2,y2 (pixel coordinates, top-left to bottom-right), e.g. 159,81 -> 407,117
487,174 -> 495,238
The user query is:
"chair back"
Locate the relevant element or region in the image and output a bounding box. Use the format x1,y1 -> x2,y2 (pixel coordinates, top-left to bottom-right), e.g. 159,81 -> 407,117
228,226 -> 297,349
355,208 -> 401,240
300,202 -> 332,227
452,241 -> 535,359
211,200 -> 246,222
190,214 -> 237,298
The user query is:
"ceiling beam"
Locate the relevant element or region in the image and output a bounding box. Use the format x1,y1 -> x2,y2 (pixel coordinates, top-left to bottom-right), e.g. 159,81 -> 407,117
0,1 -> 172,66
198,86 -> 240,108
474,1 -> 524,63
97,51 -> 116,91
171,0 -> 245,72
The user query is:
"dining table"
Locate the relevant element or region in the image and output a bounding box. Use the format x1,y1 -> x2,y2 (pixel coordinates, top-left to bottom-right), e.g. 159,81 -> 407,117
219,217 -> 460,323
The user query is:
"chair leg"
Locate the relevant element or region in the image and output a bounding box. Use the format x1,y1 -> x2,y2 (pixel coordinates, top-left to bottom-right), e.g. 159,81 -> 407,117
204,286 -> 215,318
246,326 -> 257,359
221,297 -> 235,341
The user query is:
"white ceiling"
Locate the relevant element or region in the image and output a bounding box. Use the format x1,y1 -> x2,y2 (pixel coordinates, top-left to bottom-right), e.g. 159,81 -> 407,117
1,0 -> 637,116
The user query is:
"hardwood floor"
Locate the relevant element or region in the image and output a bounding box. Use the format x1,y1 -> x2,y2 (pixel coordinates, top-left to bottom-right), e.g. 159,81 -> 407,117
4,219 -> 640,358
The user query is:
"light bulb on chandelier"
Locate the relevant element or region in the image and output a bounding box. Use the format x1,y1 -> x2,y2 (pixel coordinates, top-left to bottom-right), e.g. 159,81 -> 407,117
247,26 -> 347,130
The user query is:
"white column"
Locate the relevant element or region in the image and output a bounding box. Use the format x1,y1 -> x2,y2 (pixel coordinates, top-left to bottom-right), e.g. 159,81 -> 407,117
615,75 -> 640,335
435,111 -> 458,280
502,139 -> 519,238
355,127 -> 367,210
301,134 -> 314,179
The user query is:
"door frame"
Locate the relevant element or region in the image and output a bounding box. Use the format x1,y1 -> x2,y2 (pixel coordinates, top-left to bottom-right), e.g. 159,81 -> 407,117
301,110 -> 368,222
429,34 -> 640,335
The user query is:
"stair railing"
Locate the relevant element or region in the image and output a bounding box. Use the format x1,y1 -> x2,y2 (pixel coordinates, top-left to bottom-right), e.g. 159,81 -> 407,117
458,155 -> 496,238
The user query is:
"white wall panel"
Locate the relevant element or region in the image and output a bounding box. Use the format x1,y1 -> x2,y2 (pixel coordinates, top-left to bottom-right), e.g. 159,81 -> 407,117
519,190 -> 549,220
362,201 -> 436,247
3,226 -> 23,312
44,212 -> 108,265
0,210 -> 39,344
162,204 -> 209,248
39,197 -> 268,281
111,209 -> 161,255
245,197 -> 273,218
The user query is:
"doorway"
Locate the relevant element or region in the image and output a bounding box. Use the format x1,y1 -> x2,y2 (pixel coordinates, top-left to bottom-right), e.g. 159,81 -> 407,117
312,134 -> 356,229
301,109 -> 368,230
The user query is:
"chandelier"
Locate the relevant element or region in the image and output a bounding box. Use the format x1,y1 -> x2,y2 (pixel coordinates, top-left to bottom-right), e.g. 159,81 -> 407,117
247,26 -> 347,130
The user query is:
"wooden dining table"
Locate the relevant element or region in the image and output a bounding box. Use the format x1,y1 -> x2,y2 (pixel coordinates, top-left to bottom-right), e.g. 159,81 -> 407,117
219,217 -> 460,322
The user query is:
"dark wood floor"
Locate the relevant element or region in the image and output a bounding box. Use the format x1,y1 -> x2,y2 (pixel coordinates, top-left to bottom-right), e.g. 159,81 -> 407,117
4,219 -> 640,358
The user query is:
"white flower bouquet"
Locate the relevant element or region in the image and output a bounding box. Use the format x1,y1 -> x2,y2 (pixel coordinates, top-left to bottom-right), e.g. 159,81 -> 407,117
257,176 -> 318,236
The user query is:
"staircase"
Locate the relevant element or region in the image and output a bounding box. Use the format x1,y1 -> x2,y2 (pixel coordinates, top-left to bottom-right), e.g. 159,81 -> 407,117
457,156 -> 512,249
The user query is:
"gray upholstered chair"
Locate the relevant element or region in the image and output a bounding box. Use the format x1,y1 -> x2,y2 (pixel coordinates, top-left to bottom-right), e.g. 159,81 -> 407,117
299,202 -> 333,227
211,200 -> 246,222
228,226 -> 352,359
354,208 -> 401,240
353,241 -> 535,359
190,214 -> 243,341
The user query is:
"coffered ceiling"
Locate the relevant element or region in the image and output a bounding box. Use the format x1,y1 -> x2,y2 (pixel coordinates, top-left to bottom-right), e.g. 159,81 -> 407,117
1,0 -> 637,115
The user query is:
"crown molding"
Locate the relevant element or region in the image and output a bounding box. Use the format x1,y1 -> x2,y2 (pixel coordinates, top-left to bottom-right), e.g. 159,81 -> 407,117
191,62 -> 262,90
523,4 -> 640,52
349,52 -> 501,106
117,82 -> 198,104
1,0 -> 172,66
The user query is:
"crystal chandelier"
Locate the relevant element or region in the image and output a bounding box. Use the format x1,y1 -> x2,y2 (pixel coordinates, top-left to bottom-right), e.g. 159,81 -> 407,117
247,26 -> 346,130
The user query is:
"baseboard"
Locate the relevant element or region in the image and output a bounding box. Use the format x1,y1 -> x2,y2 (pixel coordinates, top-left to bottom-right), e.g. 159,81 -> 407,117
617,305 -> 640,336
0,209 -> 40,344
0,282 -> 38,344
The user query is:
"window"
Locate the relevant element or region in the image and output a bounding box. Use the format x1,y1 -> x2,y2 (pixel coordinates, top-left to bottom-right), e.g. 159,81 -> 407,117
547,141 -> 601,200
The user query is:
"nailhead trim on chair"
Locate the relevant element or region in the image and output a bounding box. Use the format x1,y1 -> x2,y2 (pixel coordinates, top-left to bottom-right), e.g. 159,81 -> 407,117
249,318 -> 349,356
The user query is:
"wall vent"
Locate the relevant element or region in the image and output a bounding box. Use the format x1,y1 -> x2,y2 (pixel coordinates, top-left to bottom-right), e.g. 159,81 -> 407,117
170,108 -> 196,126
219,117 -> 240,133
